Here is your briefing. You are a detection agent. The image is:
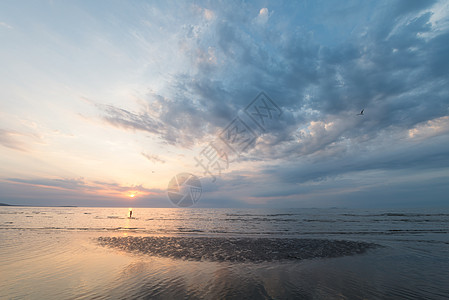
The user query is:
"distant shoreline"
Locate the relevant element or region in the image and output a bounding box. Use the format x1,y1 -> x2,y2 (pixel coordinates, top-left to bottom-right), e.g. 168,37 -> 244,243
0,203 -> 78,207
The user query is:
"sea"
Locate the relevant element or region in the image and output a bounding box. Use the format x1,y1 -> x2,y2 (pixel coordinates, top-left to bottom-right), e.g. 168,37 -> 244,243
0,207 -> 448,299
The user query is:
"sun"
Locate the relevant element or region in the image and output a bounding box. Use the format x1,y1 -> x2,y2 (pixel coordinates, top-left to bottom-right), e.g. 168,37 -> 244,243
123,190 -> 141,200
126,191 -> 141,199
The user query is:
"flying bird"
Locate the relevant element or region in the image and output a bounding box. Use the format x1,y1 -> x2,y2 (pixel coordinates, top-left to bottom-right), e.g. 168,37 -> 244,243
357,109 -> 364,115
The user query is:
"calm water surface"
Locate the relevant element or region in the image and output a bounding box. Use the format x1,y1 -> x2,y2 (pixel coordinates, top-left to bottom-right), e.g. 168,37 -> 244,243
0,207 -> 448,299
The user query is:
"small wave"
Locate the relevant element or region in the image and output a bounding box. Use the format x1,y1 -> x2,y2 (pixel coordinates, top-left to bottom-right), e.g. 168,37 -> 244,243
94,216 -> 127,220
115,227 -> 144,230
0,227 -> 143,232
225,213 -> 298,217
177,227 -> 205,233
341,213 -> 449,217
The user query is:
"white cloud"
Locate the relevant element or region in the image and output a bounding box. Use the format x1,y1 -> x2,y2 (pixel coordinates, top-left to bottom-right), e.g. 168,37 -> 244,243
0,21 -> 13,29
204,8 -> 214,20
408,116 -> 449,139
254,7 -> 270,25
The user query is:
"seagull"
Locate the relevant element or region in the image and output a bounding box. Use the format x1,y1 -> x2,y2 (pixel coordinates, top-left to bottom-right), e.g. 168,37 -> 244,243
357,109 -> 364,115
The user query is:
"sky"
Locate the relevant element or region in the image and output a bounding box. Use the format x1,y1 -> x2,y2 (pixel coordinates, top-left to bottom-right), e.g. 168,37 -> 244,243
0,0 -> 448,208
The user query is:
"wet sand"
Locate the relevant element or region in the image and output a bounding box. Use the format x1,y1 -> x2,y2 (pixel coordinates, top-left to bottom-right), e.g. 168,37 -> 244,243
98,236 -> 379,262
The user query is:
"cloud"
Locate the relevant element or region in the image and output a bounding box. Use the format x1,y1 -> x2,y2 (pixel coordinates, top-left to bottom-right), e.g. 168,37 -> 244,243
0,129 -> 25,151
0,22 -> 13,29
95,0 -> 448,180
254,7 -> 270,25
95,85 -> 236,147
204,8 -> 215,21
98,104 -> 163,135
408,116 -> 449,139
0,129 -> 34,151
141,152 -> 166,164
6,0 -> 445,207
268,134 -> 449,185
1,177 -> 165,202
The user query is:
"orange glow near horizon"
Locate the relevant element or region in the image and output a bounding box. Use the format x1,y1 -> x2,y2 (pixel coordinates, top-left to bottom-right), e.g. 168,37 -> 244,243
126,191 -> 138,199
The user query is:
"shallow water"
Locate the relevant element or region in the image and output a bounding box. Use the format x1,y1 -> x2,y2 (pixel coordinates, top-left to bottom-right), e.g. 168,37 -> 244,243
0,207 -> 448,299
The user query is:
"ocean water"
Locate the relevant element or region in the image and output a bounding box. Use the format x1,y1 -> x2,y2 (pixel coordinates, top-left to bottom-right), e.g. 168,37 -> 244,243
0,207 -> 448,299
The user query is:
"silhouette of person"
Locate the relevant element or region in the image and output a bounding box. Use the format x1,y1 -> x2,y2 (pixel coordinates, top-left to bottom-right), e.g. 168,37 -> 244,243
129,209 -> 132,219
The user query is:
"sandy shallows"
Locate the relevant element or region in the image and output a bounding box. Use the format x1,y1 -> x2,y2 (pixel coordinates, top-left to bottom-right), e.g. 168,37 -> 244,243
98,236 -> 379,262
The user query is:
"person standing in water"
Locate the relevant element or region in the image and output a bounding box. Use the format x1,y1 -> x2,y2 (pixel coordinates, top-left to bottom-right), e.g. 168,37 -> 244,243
129,208 -> 133,219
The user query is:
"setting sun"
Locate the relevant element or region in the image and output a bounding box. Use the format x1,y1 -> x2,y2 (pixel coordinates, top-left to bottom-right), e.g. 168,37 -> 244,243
126,191 -> 138,198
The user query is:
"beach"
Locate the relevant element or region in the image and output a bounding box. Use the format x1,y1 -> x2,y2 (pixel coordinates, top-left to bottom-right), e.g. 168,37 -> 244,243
1,207 -> 448,299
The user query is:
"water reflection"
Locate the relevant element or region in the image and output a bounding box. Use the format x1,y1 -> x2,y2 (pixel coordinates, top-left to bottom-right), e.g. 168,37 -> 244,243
1,207 -> 448,299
